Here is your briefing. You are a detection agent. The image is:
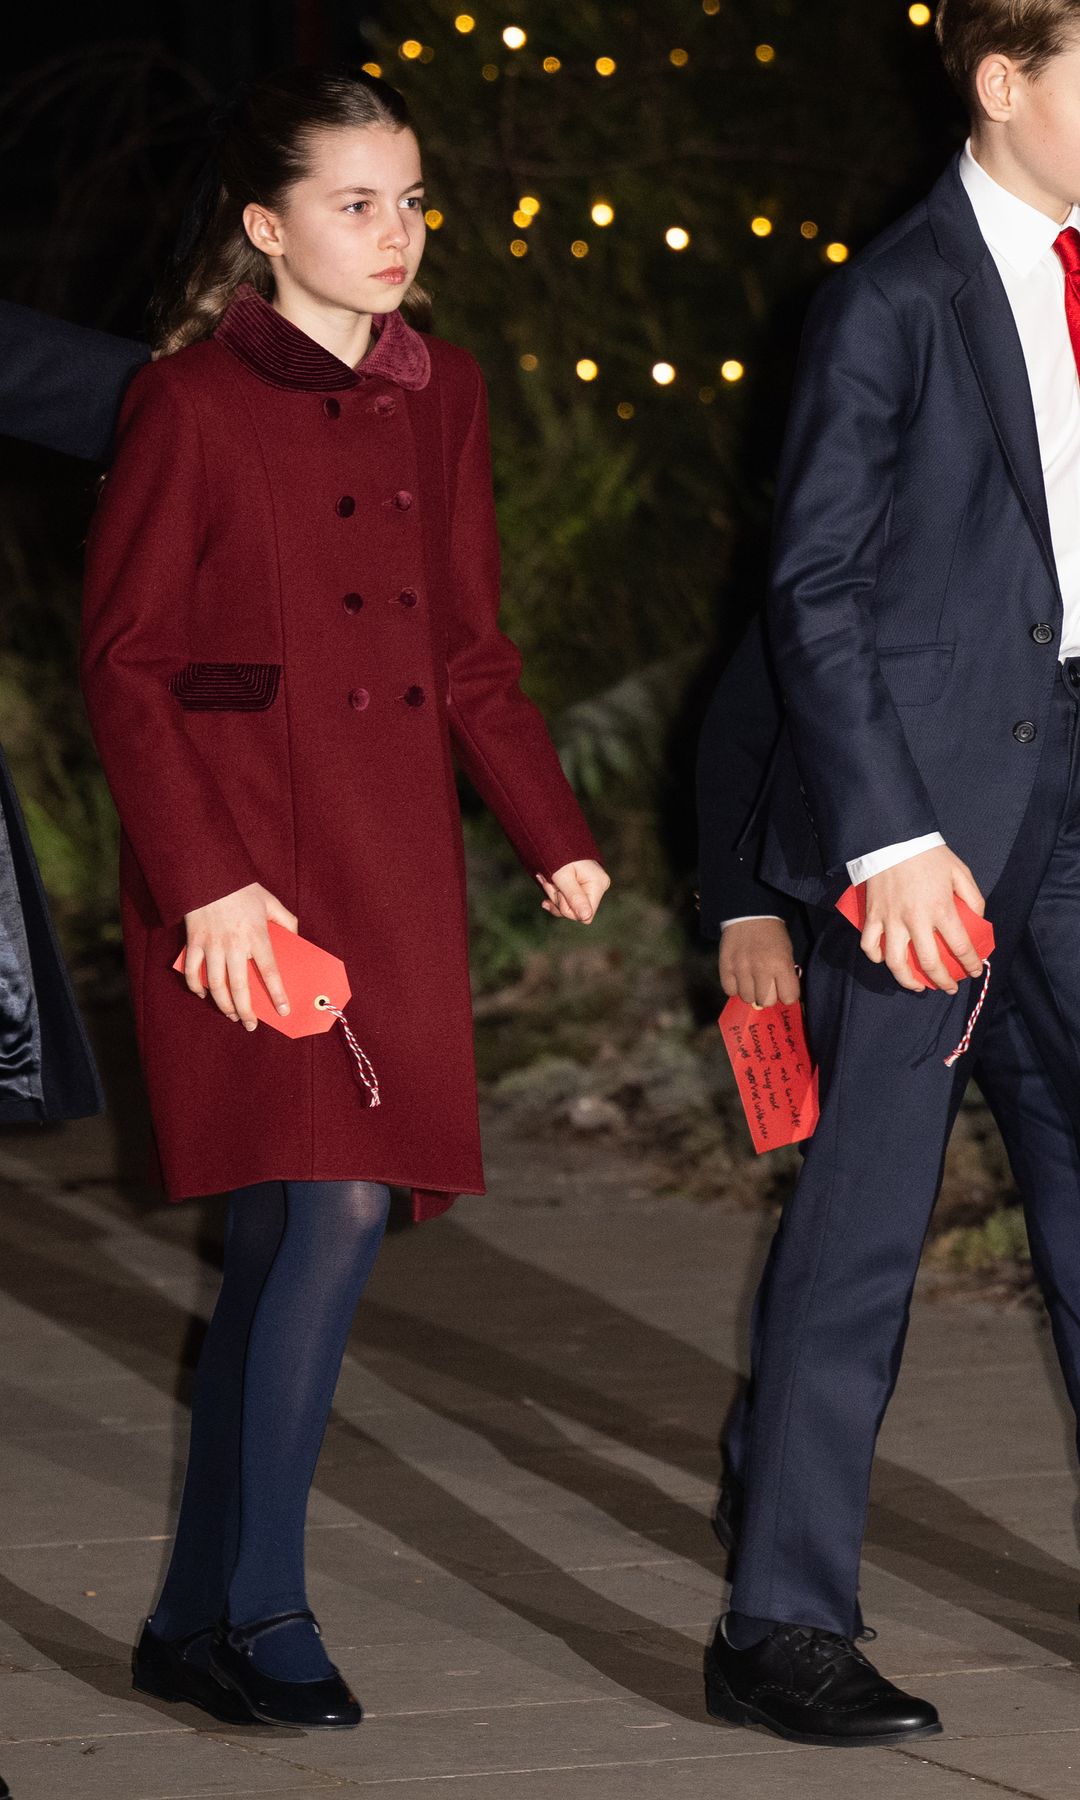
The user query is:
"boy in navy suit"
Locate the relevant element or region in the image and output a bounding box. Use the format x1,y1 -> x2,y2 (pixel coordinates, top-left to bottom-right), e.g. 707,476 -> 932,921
701,0 -> 1080,1745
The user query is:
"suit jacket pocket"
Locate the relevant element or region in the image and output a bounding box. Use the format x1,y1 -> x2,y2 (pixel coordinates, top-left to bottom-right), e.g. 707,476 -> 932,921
169,663 -> 282,712
878,641 -> 955,708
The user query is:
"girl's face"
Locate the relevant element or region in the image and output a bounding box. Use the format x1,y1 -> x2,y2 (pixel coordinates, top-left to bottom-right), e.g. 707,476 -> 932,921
247,124 -> 427,315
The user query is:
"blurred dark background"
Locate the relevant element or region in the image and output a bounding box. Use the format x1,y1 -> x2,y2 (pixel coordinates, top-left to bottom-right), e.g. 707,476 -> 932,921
1,3 -> 1015,1271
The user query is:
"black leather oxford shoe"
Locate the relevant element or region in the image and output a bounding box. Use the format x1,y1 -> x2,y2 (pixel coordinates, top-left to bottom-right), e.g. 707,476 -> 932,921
704,1619 -> 941,1747
208,1610 -> 363,1729
132,1620 -> 256,1724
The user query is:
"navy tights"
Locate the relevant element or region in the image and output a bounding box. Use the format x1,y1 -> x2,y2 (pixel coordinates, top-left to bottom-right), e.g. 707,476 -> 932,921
149,1179 -> 390,1681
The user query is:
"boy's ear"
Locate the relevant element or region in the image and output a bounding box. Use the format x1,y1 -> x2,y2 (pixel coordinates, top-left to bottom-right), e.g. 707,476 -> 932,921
972,52 -> 1018,126
242,203 -> 285,259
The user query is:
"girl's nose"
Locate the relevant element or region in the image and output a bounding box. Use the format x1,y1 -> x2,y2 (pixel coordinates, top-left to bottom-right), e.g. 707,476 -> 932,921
380,213 -> 410,249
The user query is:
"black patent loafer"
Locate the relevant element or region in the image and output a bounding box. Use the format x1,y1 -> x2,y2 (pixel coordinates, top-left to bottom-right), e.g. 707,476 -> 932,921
208,1609 -> 362,1729
704,1619 -> 942,1747
132,1619 -> 256,1724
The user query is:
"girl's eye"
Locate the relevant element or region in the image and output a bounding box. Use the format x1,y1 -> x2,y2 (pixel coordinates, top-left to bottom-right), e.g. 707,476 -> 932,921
344,201 -> 368,214
403,196 -> 425,210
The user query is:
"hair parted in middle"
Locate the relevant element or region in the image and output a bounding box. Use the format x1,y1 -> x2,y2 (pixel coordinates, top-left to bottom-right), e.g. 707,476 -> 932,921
936,0 -> 1080,109
152,65 -> 432,359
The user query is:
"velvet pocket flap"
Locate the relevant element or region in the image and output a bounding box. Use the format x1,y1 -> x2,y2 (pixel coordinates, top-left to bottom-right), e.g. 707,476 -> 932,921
169,663 -> 282,711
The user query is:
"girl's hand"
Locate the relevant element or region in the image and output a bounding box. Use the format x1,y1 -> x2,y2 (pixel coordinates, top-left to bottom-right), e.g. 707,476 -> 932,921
183,882 -> 299,1029
720,918 -> 802,1009
537,860 -> 611,924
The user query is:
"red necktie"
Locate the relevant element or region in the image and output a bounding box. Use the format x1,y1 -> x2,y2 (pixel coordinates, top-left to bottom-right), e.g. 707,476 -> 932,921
1053,227 -> 1080,373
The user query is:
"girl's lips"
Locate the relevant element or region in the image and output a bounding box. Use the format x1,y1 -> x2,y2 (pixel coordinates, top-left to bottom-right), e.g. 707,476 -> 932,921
373,269 -> 407,283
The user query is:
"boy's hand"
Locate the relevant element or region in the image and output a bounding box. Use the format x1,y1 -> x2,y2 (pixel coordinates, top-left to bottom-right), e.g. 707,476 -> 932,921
720,918 -> 802,1009
862,845 -> 985,995
538,860 -> 611,924
183,882 -> 298,1028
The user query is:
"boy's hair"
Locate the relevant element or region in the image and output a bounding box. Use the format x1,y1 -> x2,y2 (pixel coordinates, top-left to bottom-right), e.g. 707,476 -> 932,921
936,0 -> 1080,108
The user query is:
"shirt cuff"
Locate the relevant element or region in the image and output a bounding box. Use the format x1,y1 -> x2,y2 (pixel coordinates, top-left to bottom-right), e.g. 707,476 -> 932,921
846,832 -> 946,886
720,915 -> 785,930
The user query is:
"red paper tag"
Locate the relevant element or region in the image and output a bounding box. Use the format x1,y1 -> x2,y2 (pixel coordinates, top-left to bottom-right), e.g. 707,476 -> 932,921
173,920 -> 351,1038
836,884 -> 994,989
719,997 -> 820,1154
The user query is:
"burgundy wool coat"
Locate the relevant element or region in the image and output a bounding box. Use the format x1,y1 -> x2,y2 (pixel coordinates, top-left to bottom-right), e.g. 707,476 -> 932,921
81,284 -> 599,1222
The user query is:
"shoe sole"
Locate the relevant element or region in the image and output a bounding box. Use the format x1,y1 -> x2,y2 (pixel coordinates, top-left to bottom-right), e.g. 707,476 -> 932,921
704,1668 -> 943,1749
131,1671 -> 257,1726
207,1662 -> 363,1730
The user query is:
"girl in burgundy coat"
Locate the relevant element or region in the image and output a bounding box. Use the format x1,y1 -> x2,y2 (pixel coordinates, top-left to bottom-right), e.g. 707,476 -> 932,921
81,68 -> 608,1730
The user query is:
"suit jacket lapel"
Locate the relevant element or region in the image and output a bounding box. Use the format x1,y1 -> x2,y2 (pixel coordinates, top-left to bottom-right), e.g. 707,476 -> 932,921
928,154 -> 1061,600
953,266 -> 1060,598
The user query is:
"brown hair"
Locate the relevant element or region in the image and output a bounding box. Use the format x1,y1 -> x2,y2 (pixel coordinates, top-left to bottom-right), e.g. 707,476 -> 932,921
152,66 -> 432,356
936,0 -> 1080,108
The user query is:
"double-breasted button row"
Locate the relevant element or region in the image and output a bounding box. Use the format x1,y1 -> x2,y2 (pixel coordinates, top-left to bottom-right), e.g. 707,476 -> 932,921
335,491 -> 414,516
321,393 -> 396,419
346,685 -> 427,711
341,588 -> 420,613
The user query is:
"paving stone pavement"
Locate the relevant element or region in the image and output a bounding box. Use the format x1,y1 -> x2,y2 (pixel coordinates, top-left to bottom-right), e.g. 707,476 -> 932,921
0,1027 -> 1079,1798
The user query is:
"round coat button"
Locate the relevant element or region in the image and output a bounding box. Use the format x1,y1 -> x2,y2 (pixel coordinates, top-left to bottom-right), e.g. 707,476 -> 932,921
396,587 -> 419,608
374,395 -> 397,417
336,495 -> 356,518
323,397 -> 341,419
343,592 -> 364,614
393,490 -> 413,510
1013,720 -> 1037,743
403,685 -> 426,707
349,687 -> 370,711
1032,623 -> 1054,644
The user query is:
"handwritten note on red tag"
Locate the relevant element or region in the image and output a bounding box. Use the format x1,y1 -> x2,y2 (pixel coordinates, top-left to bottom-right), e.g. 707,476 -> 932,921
173,920 -> 351,1038
836,884 -> 994,990
719,997 -> 820,1154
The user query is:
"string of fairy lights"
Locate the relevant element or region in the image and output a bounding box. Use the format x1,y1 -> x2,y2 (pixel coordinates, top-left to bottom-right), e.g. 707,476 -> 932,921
364,3 -> 936,415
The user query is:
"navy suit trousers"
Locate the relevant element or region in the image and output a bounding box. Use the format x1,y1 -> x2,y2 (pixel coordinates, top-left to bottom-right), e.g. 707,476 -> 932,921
729,663 -> 1080,1635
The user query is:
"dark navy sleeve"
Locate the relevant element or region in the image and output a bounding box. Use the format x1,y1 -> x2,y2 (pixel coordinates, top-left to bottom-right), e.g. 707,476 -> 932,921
0,300 -> 149,462
696,612 -> 804,941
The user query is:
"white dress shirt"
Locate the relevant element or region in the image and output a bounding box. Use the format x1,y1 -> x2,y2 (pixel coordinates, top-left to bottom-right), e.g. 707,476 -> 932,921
723,144 -> 1080,926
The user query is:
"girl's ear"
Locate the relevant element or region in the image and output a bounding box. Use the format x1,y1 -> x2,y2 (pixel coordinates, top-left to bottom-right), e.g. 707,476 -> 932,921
243,202 -> 285,259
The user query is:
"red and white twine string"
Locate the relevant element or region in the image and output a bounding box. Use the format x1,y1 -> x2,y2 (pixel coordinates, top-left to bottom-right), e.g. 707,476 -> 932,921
943,960 -> 992,1069
315,999 -> 381,1106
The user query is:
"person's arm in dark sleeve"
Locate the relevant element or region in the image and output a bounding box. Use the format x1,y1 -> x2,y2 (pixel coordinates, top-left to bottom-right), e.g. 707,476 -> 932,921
696,612 -> 803,941
0,299 -> 148,462
767,267 -> 939,872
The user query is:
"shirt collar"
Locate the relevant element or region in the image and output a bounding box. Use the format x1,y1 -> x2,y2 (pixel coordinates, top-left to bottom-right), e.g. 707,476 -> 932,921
215,282 -> 431,392
960,139 -> 1080,277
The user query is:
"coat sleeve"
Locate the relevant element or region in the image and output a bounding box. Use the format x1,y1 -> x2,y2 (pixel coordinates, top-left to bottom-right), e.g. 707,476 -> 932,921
444,358 -> 601,879
0,300 -> 148,462
695,613 -> 804,940
767,266 -> 940,874
80,361 -> 263,928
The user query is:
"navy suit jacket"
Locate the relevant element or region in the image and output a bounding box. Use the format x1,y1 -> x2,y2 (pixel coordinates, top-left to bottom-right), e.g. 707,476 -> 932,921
759,152 -> 1064,909
0,301 -> 147,1120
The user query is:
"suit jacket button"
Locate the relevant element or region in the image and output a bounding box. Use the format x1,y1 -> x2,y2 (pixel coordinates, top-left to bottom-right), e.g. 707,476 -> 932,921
396,587 -> 419,607
1013,720 -> 1037,743
323,397 -> 341,419
349,687 -> 370,711
336,495 -> 356,517
403,684 -> 426,707
343,592 -> 364,614
1032,623 -> 1054,644
393,490 -> 413,510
